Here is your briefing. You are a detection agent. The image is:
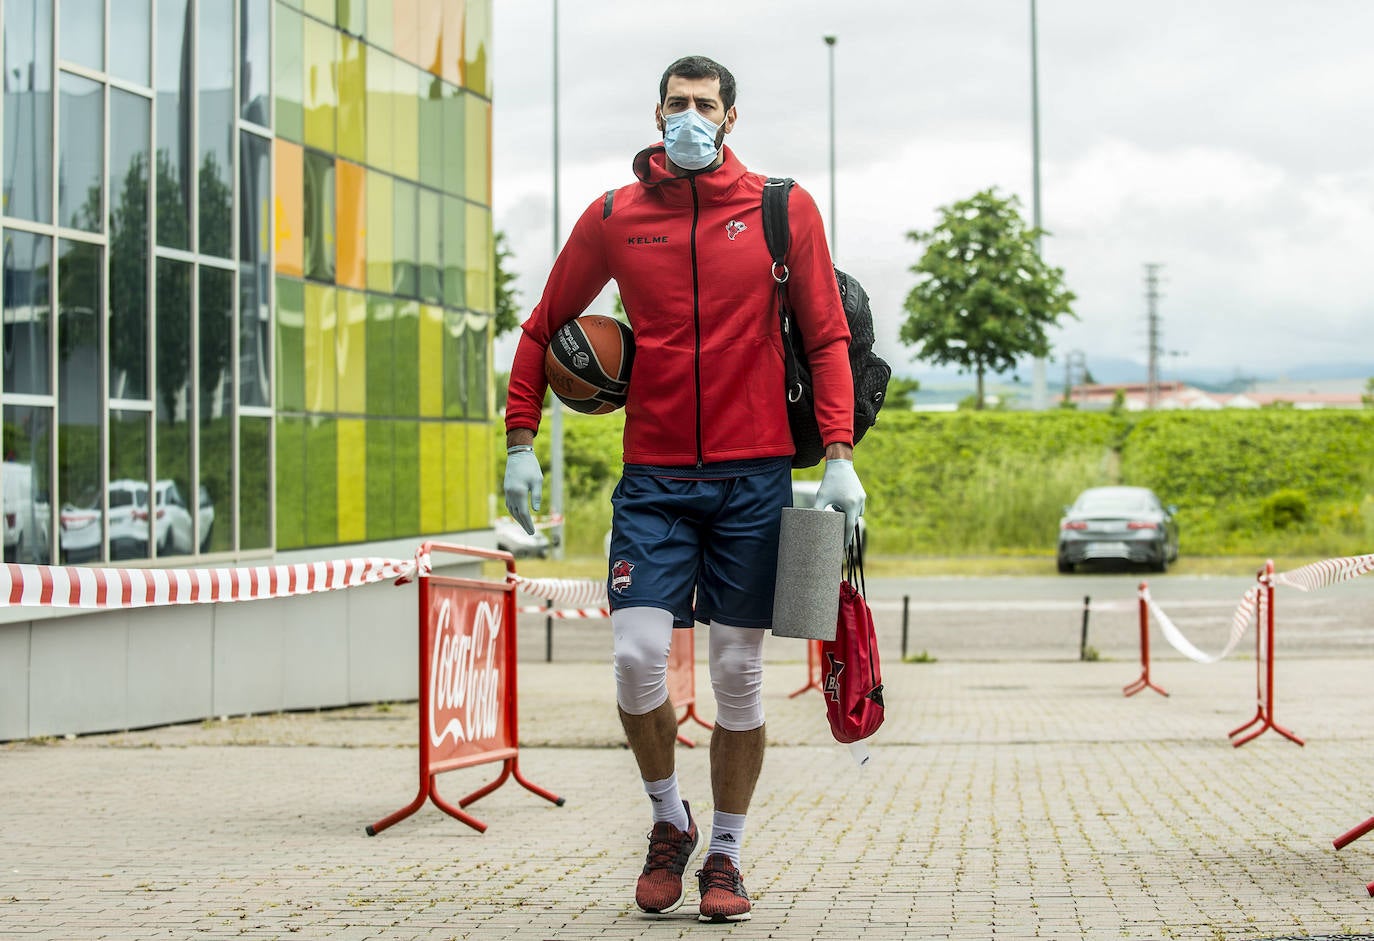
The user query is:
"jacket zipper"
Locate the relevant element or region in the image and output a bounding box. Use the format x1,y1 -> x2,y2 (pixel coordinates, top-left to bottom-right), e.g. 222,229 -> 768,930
690,177 -> 704,467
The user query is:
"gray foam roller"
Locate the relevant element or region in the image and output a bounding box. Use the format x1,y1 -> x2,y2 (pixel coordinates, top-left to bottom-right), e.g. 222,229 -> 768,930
771,507 -> 845,640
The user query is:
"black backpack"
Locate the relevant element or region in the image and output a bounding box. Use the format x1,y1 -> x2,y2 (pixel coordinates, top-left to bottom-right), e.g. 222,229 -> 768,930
762,177 -> 891,468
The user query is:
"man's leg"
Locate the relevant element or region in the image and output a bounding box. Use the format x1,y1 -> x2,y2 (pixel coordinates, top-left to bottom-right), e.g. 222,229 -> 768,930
614,607 -> 698,914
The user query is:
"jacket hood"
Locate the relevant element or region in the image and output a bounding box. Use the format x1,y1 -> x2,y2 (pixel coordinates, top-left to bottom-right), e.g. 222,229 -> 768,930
632,144 -> 749,206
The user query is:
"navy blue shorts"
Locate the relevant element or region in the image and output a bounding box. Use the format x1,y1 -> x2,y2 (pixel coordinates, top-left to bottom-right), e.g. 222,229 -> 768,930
607,459 -> 793,628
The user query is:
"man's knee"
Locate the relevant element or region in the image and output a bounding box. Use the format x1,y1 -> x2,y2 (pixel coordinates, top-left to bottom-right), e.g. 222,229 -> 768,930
709,623 -> 765,731
612,607 -> 675,715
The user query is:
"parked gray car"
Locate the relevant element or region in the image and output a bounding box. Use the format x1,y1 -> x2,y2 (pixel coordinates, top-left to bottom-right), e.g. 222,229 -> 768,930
1057,485 -> 1179,573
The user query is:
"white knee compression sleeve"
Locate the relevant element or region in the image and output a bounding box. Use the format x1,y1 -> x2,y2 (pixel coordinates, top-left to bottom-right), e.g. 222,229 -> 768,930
612,607 -> 676,715
708,623 -> 766,731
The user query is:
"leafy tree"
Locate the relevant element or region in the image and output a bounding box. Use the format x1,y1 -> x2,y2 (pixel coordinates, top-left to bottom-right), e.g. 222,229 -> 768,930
884,375 -> 920,410
900,188 -> 1076,409
493,230 -> 520,337
1363,377 -> 1374,409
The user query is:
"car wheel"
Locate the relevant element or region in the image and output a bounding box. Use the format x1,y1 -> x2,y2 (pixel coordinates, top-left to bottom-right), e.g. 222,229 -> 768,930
1057,557 -> 1073,574
1152,554 -> 1168,574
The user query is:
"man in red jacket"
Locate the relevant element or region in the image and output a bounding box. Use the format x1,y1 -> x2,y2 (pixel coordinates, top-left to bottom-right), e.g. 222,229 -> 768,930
504,55 -> 865,923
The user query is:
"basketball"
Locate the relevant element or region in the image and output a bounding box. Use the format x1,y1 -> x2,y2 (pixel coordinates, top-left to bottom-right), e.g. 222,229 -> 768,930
544,315 -> 635,414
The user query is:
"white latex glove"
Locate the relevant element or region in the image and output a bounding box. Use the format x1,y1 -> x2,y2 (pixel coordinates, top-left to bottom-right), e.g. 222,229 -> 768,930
503,447 -> 543,535
813,458 -> 866,549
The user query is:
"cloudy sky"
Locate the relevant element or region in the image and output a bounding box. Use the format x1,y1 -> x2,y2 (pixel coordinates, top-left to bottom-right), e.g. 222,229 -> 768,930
490,0 -> 1374,388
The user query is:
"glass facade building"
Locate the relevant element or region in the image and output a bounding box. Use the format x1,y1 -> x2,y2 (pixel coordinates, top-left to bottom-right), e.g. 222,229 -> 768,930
1,0 -> 495,566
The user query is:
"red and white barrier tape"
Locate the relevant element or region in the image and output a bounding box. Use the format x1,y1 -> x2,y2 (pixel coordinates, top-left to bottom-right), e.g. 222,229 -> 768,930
1,556 -> 425,610
1146,584 -> 1258,664
1274,553 -> 1374,593
510,575 -> 608,608
518,604 -> 611,619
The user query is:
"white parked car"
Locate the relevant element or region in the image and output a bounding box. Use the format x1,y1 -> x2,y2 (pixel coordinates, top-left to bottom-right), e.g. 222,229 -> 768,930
3,461 -> 51,563
494,516 -> 552,558
59,478 -> 208,561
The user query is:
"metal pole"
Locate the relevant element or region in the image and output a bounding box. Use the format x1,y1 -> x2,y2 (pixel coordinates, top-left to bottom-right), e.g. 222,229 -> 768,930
824,35 -> 837,261
1029,0 -> 1047,410
901,594 -> 909,661
1079,595 -> 1090,661
549,0 -> 565,558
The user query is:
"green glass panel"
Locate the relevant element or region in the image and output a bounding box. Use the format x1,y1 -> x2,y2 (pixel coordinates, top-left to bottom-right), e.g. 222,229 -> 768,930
392,180 -> 418,297
199,268 -> 234,553
442,85 -> 464,197
464,203 -> 492,312
365,171 -> 393,292
393,301 -> 419,416
337,0 -> 365,34
275,277 -> 306,411
365,420 -> 395,540
392,62 -> 420,180
442,194 -> 465,308
275,418 -> 305,550
303,151 -> 336,282
365,295 -> 395,415
337,33 -> 367,164
364,47 -> 393,173
240,416 -> 272,550
304,416 -> 338,545
275,4 -> 304,143
418,74 -> 444,190
418,422 -> 444,532
304,0 -> 334,25
463,0 -> 491,97
465,311 -> 490,420
464,93 -> 490,206
337,289 -> 368,414
366,0 -> 393,51
304,283 -> 337,413
418,188 -> 441,304
303,18 -> 338,152
443,307 -> 464,419
393,420 -> 419,536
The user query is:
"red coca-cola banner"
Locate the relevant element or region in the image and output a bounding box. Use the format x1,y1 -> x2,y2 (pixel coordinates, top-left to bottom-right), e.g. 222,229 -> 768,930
367,543 -> 563,836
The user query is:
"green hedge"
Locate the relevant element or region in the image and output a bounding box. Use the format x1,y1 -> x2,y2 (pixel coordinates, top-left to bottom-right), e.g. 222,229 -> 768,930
496,409 -> 1374,558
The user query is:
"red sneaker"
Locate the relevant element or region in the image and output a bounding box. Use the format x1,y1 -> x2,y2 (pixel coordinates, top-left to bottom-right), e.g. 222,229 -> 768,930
697,853 -> 751,922
634,801 -> 699,914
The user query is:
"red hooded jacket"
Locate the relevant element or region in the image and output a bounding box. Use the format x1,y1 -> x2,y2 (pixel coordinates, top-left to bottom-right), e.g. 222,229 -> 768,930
505,145 -> 852,467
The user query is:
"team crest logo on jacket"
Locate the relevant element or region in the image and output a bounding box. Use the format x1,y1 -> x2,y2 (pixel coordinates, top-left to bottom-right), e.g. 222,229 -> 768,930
725,220 -> 747,240
611,559 -> 635,593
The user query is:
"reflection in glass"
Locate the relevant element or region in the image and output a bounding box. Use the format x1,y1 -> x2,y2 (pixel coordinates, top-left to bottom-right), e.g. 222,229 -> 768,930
304,152 -> 336,282
2,403 -> 54,565
275,277 -> 305,412
155,258 -> 191,423
110,0 -> 152,86
418,188 -> 441,304
198,0 -> 233,257
465,311 -> 490,420
239,133 -> 272,407
274,4 -> 303,142
303,18 -> 337,151
155,259 -> 192,558
365,171 -> 393,292
393,301 -> 419,416
109,409 -> 151,560
58,239 -> 103,562
240,416 -> 271,550
442,85 -> 465,196
156,0 -> 193,249
60,0 -> 105,72
365,295 -> 395,415
418,74 -> 443,190
109,90 -> 151,400
240,0 -> 271,125
200,269 -> 233,554
2,231 -> 53,395
337,34 -> 366,164
443,307 -> 464,419
442,195 -> 465,309
2,1 -> 54,223
393,181 -> 418,298
59,72 -> 104,232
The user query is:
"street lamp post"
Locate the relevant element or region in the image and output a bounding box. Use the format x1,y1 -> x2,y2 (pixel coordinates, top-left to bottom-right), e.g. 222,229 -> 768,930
1029,0 -> 1048,410
549,0 -> 565,557
824,35 -> 837,260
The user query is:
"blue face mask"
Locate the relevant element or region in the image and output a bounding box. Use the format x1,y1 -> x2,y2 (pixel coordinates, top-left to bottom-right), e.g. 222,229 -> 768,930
662,109 -> 723,171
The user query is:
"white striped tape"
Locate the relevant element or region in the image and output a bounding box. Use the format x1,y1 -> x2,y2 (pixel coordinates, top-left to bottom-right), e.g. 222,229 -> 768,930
518,604 -> 611,619
511,575 -> 609,608
1274,553 -> 1374,593
1147,585 -> 1258,665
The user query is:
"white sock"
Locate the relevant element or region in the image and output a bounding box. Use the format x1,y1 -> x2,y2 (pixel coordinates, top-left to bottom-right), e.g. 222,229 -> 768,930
708,810 -> 746,865
644,774 -> 689,831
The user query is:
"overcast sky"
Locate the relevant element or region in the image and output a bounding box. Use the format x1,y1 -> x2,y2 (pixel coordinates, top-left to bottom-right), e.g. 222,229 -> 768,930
490,0 -> 1374,387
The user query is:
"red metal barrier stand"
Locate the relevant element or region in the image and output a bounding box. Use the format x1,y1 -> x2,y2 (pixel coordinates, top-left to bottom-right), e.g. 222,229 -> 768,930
668,628 -> 709,747
1333,816 -> 1374,897
1229,560 -> 1304,748
1123,580 -> 1168,698
367,543 -> 564,836
789,640 -> 824,698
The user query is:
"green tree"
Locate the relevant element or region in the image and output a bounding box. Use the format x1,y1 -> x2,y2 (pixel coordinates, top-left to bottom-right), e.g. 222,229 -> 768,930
494,230 -> 520,337
884,375 -> 920,410
900,188 -> 1076,409
1363,377 -> 1374,408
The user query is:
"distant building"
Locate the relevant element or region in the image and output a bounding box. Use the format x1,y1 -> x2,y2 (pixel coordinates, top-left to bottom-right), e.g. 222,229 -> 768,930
1066,381 -> 1365,411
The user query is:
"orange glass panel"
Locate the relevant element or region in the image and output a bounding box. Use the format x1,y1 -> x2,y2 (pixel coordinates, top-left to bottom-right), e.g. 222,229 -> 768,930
418,0 -> 442,76
392,0 -> 419,65
440,0 -> 464,86
274,140 -> 304,277
335,159 -> 366,290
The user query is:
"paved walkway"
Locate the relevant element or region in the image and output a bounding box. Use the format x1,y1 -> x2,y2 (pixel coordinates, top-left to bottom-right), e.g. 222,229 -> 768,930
6,584 -> 1374,939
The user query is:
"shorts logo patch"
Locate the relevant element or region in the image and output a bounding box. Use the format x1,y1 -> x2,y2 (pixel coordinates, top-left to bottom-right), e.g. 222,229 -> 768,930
611,559 -> 635,593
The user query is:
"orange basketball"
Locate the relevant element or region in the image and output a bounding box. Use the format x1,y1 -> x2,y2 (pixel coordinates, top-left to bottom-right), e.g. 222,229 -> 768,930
544,315 -> 634,414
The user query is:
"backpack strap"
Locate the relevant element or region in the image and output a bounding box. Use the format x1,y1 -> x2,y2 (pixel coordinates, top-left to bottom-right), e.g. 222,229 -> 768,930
761,177 -> 804,406
602,189 -> 615,219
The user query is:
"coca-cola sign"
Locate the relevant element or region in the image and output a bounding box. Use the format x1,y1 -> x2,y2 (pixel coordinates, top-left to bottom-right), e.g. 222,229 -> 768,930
428,588 -> 506,754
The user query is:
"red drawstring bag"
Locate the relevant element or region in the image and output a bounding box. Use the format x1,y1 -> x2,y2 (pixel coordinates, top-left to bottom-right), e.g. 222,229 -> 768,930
820,534 -> 885,743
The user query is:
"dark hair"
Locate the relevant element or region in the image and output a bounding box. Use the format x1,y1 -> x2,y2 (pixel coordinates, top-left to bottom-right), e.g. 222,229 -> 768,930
659,56 -> 736,110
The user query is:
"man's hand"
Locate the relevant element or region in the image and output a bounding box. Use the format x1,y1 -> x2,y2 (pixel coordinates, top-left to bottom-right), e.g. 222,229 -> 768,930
504,447 -> 543,535
813,458 -> 866,549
